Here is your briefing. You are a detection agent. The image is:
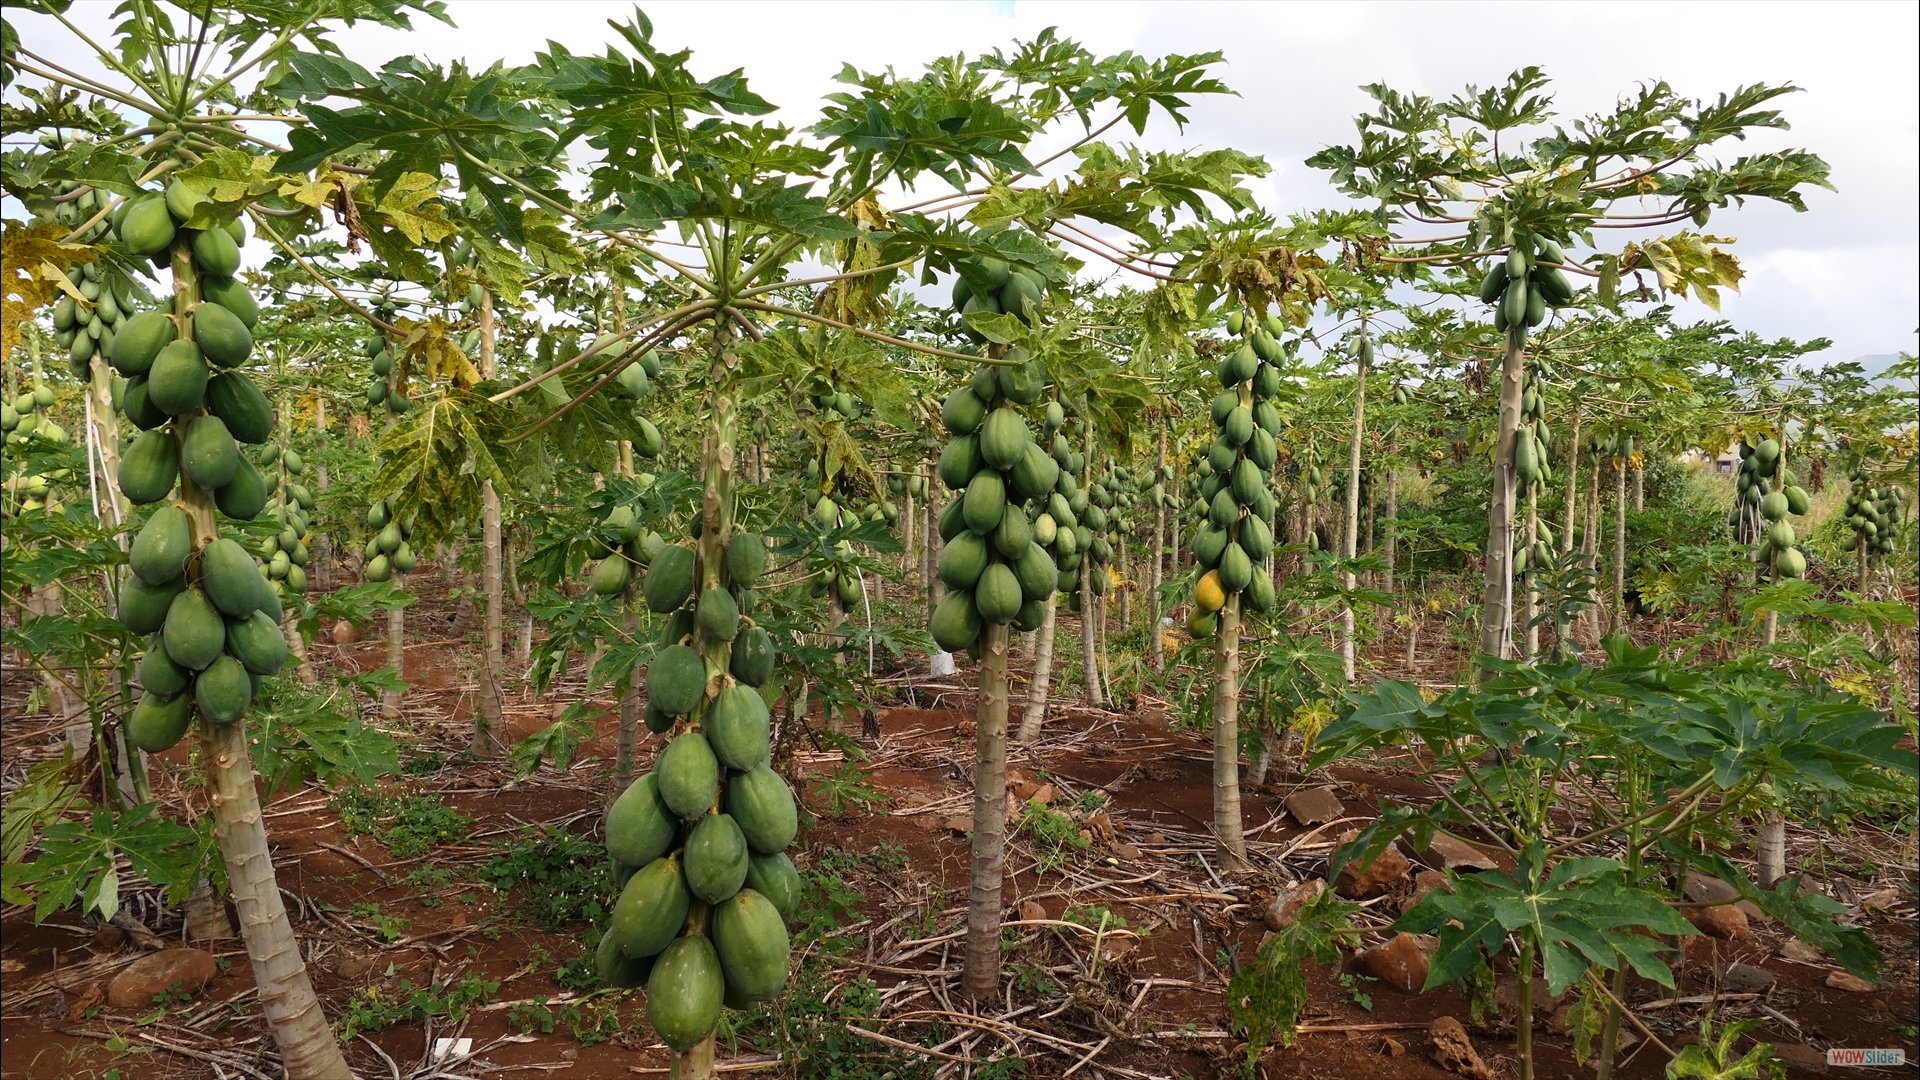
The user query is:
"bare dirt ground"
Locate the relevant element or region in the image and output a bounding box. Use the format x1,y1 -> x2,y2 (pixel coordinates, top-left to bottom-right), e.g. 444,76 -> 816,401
4,568 -> 1916,1080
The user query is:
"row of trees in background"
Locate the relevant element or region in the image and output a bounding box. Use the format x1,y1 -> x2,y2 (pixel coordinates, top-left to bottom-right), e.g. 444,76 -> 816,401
2,6 -> 1914,1080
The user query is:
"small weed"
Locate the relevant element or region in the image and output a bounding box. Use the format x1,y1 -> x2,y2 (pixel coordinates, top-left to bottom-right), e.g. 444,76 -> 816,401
350,902 -> 411,942
1069,789 -> 1109,815
1012,964 -> 1055,995
507,994 -> 622,1046
1063,905 -> 1127,931
339,974 -> 499,1040
809,761 -> 890,818
334,788 -> 473,859
1339,972 -> 1376,1011
401,751 -> 446,777
554,952 -> 599,994
1017,798 -> 1088,874
1893,1023 -> 1918,1040
480,827 -> 614,930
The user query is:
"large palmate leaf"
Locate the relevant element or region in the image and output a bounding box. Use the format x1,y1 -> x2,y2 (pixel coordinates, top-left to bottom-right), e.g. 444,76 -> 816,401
1,803 -> 208,923
1395,844 -> 1692,995
369,388 -> 516,554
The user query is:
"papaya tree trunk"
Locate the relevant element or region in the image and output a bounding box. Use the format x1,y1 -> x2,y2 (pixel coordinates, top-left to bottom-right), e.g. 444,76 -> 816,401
173,239 -> 352,1080
1524,487 -> 1540,660
961,622 -> 1011,999
1611,451 -> 1628,635
1211,595 -> 1248,870
1016,594 -> 1058,744
1340,342 -> 1367,682
1150,422 -> 1167,672
1479,330 -> 1526,660
1561,408 -> 1582,558
473,289 -> 507,758
1382,466 -> 1398,595
1080,573 -> 1101,709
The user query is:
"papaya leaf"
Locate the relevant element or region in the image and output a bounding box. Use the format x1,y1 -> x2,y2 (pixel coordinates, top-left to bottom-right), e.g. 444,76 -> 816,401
4,803 -> 207,923
1228,888 -> 1361,1064
1695,854 -> 1882,979
510,706 -> 597,779
370,388 -> 516,555
1665,1015 -> 1785,1080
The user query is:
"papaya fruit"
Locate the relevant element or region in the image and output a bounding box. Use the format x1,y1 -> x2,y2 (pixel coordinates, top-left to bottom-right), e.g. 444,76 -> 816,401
684,812 -> 750,904
727,764 -> 798,854
644,544 -> 696,614
146,340 -> 208,416
963,469 -> 1006,535
1195,569 -> 1226,613
936,497 -> 967,542
725,532 -> 766,588
695,587 -> 740,643
1231,458 -> 1264,507
181,415 -> 239,491
937,531 -> 989,591
195,654 -> 252,725
1253,360 -> 1282,400
744,852 -> 801,922
729,626 -> 775,687
929,589 -> 982,652
1009,441 -> 1059,503
608,773 -> 679,869
713,888 -> 791,1001
110,311 -> 174,376
646,936 -> 723,1052
612,856 -> 691,959
136,639 -> 191,699
201,538 -> 263,618
226,610 -> 287,675
1247,427 -> 1278,471
1776,546 -> 1807,579
121,376 -> 171,430
643,700 -> 674,734
979,408 -> 1030,471
707,685 -> 770,771
656,732 -> 721,819
1240,513 -> 1274,561
1222,407 -> 1254,448
993,503 -> 1032,559
1013,542 -> 1058,602
163,589 -> 226,671
590,554 -> 631,595
633,416 -> 663,457
200,274 -> 259,328
1032,512 -> 1058,547
192,298 -> 253,366
660,607 -> 695,647
596,926 -> 654,988
648,644 -> 707,716
191,226 -> 241,278
119,196 -> 176,257
938,432 -> 983,491
997,355 -> 1045,405
120,574 -> 185,635
942,386 -> 987,436
1784,485 -> 1810,516
1219,542 -> 1253,592
126,690 -> 191,752
130,505 -> 193,585
119,429 -> 179,505
214,454 -> 268,521
206,371 -> 274,444
974,563 -> 1022,624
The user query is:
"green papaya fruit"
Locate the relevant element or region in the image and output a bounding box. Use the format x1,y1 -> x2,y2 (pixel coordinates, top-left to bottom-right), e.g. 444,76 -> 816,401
162,588 -> 227,671
1784,485 -> 1810,516
1192,524 -> 1227,569
612,855 -> 691,959
725,532 -> 766,588
708,685 -> 771,771
1479,262 -> 1510,305
201,537 -> 263,618
938,432 -> 983,491
119,196 -> 176,257
974,563 -> 1022,624
979,408 -> 1030,471
120,376 -> 170,430
684,812 -> 750,904
590,554 -> 631,596
646,936 -> 723,1052
942,386 -> 987,436
596,926 -> 655,988
728,626 -> 776,688
727,764 -> 797,854
130,505 -> 193,585
118,429 -> 179,505
136,639 -> 191,698
695,587 -> 740,643
963,469 -> 1006,536
120,574 -> 185,635
656,732 -> 721,819
110,311 -> 174,376
644,544 -> 696,614
126,690 -> 191,752
213,454 -> 268,521
199,274 -> 258,328
192,298 -> 252,367
226,610 -> 287,675
192,226 -> 241,278
712,888 -> 791,1001
195,654 -> 252,725
181,415 -> 239,491
648,644 -> 707,716
930,589 -> 981,653
608,773 -> 678,868
205,371 -> 274,445
146,340 -> 208,416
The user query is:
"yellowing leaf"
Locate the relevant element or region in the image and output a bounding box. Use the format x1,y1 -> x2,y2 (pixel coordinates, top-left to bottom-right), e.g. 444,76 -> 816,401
359,172 -> 458,247
2,222 -> 97,358
169,149 -> 281,229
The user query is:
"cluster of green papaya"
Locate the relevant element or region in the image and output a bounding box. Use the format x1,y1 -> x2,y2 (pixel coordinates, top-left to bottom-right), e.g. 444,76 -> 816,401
52,259 -> 150,379
3,374 -> 68,449
1024,399 -> 1085,614
46,177 -> 112,244
258,444 -> 314,594
362,496 -> 418,582
1842,469 -> 1904,559
948,257 -> 1048,335
809,383 -> 865,421
929,348 -> 1062,650
1062,455 -> 1128,615
599,527 -> 794,1051
1390,383 -> 1414,407
1728,439 -> 1810,578
587,500 -> 664,596
1187,312 -> 1284,632
1478,236 -> 1578,340
361,331 -> 411,414
121,504 -> 290,753
1513,368 -> 1555,492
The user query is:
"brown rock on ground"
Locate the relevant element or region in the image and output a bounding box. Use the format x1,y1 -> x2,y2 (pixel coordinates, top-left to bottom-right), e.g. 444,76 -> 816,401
329,620 -> 359,645
1283,785 -> 1346,825
1778,939 -> 1826,964
1264,879 -> 1327,931
1018,900 -> 1048,923
1428,1015 -> 1495,1080
1687,902 -> 1751,940
1683,872 -> 1766,921
1406,870 -> 1451,911
90,924 -> 126,952
1359,933 -> 1438,992
1714,962 -> 1776,992
1422,832 -> 1500,871
1826,971 -> 1877,992
106,948 -> 218,1007
335,954 -> 377,980
1335,831 -> 1411,899
1773,1043 -> 1830,1074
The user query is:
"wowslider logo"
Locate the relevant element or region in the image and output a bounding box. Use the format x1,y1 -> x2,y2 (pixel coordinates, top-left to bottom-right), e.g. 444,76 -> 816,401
1827,1048 -> 1905,1067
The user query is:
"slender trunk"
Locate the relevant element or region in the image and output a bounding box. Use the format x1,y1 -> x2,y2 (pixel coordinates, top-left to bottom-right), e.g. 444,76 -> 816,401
1583,454 -> 1602,644
1561,409 -> 1582,556
174,240 -> 351,1080
1016,595 -> 1058,744
473,290 -> 506,758
1383,466 -> 1398,594
1341,344 -> 1367,682
285,608 -> 316,684
1211,596 -> 1247,870
1595,962 -> 1629,1080
383,603 -> 405,717
1524,487 -> 1540,660
961,621 -> 1011,998
1516,935 -> 1537,1080
1479,332 -> 1525,660
1758,809 -> 1787,886
902,482 -> 916,584
1633,462 -> 1644,511
614,594 -> 641,786
1611,453 -> 1628,636
1118,536 -> 1131,629
1150,424 -> 1167,672
1079,576 -> 1101,709
826,591 -> 848,733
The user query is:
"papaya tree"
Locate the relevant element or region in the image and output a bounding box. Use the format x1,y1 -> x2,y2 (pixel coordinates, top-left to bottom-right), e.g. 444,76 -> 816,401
1310,68 -> 1835,662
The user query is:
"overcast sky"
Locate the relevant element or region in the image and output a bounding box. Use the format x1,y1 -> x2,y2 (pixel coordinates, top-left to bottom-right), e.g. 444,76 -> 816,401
15,1 -> 1918,368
